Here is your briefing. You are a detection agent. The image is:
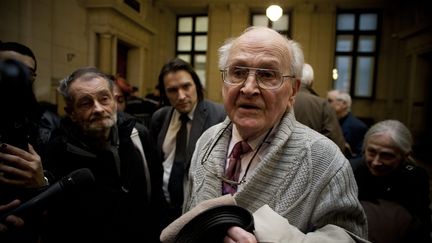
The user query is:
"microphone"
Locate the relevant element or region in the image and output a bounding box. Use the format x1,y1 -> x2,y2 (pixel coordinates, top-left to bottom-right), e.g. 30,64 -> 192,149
0,168 -> 95,221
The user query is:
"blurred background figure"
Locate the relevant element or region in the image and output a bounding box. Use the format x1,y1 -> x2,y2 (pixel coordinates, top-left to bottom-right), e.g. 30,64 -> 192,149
125,85 -> 160,126
351,119 -> 432,243
0,43 -> 51,243
150,57 -> 225,231
145,84 -> 161,108
294,63 -> 346,152
327,89 -> 368,159
0,42 -> 61,154
113,81 -> 127,112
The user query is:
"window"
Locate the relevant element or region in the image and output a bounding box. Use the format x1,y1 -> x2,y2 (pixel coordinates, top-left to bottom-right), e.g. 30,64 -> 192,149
176,15 -> 208,86
333,11 -> 380,98
251,12 -> 290,38
123,0 -> 140,13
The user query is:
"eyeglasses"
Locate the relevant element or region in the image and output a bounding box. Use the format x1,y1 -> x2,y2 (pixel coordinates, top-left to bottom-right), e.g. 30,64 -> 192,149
220,66 -> 295,90
327,98 -> 344,104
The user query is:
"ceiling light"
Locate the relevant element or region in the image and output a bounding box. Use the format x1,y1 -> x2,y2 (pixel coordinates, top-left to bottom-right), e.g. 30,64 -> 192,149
266,5 -> 283,22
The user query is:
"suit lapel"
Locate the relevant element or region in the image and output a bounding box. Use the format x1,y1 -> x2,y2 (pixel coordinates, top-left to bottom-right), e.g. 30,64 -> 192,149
187,101 -> 207,166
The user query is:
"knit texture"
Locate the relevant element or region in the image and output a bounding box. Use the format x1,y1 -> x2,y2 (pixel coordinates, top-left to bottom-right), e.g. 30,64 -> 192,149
184,110 -> 368,239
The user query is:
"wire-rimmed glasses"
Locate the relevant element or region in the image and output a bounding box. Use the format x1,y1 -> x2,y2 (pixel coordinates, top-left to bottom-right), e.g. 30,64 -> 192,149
220,66 -> 295,90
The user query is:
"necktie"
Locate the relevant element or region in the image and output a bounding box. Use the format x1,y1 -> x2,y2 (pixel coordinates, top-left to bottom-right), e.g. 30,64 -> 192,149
168,113 -> 189,207
222,141 -> 251,195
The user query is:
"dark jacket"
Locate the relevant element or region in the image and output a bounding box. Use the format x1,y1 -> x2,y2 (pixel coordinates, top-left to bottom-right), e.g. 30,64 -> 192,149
150,99 -> 226,172
149,99 -> 225,228
340,112 -> 368,159
42,112 -> 162,243
294,86 -> 346,151
352,157 -> 432,243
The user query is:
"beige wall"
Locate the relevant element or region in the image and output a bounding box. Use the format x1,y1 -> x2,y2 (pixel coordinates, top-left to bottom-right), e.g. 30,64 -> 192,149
0,0 -> 176,105
1,0 -> 431,146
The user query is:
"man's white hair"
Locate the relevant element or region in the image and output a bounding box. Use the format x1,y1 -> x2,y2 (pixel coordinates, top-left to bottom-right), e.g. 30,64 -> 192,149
337,91 -> 352,108
301,63 -> 314,87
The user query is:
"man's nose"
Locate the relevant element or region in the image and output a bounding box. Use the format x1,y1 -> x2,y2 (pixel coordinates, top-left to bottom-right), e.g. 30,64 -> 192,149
371,154 -> 382,166
242,70 -> 259,89
93,100 -> 104,111
177,89 -> 187,99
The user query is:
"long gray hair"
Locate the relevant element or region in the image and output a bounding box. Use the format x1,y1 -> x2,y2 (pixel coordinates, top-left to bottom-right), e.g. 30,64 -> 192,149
363,119 -> 415,164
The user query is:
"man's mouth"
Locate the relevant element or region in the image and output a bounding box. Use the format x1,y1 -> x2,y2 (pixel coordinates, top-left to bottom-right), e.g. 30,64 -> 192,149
238,103 -> 259,109
91,116 -> 109,122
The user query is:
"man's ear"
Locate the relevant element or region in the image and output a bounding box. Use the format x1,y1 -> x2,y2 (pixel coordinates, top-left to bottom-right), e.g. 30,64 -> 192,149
289,79 -> 301,102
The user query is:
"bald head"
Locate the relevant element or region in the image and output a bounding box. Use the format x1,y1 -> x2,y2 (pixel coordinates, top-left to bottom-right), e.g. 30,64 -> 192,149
218,26 -> 304,80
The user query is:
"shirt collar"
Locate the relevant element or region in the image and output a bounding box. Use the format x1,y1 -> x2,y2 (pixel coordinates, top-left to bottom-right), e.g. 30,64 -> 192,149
231,125 -> 272,151
173,103 -> 197,122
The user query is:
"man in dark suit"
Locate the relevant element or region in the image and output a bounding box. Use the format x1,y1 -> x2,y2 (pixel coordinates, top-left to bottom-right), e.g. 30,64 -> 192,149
149,58 -> 226,230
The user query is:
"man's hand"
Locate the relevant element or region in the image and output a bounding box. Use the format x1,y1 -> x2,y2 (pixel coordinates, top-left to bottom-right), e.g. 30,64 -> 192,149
0,143 -> 46,188
224,226 -> 257,243
0,199 -> 24,233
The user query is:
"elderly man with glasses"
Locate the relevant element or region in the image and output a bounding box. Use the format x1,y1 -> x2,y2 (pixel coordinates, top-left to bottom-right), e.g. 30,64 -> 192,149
182,27 -> 369,242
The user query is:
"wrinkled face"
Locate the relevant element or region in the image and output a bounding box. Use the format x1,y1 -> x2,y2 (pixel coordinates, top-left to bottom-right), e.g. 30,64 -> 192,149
163,70 -> 198,114
0,50 -> 36,82
222,30 -> 299,140
67,77 -> 117,138
365,133 -> 403,177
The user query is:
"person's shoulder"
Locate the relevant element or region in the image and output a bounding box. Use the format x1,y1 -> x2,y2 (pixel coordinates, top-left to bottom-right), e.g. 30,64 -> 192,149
46,120 -> 70,149
298,123 -> 346,157
352,115 -> 368,128
291,121 -> 337,151
296,89 -> 327,106
345,113 -> 367,129
200,119 -> 226,135
152,106 -> 171,116
401,163 -> 429,180
200,99 -> 226,116
294,121 -> 327,140
201,99 -> 224,109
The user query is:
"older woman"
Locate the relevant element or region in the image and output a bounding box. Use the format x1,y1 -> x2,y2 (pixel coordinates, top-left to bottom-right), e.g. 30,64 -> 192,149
351,119 -> 432,243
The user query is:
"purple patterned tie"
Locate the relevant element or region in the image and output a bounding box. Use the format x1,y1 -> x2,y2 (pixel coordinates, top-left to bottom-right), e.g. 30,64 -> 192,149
222,141 -> 251,195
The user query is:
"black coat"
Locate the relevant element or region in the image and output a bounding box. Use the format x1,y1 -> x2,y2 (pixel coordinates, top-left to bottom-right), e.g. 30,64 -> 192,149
352,157 -> 432,242
42,112 -> 162,243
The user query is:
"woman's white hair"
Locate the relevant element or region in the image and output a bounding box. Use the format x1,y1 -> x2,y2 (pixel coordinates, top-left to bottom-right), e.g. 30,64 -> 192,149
363,119 -> 414,162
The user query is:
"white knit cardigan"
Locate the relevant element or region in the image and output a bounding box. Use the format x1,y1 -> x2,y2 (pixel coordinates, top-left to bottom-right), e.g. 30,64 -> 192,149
184,110 -> 368,241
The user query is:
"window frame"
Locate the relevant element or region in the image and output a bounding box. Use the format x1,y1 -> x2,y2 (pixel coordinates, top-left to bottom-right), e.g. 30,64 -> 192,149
175,15 -> 208,67
250,10 -> 292,38
175,15 -> 208,86
333,9 -> 382,99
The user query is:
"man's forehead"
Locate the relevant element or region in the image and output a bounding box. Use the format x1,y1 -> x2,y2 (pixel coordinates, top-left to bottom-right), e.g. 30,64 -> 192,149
71,77 -> 110,93
230,32 -> 289,67
164,71 -> 193,85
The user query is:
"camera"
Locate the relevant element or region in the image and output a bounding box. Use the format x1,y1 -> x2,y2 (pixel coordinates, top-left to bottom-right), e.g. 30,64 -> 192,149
0,59 -> 36,151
